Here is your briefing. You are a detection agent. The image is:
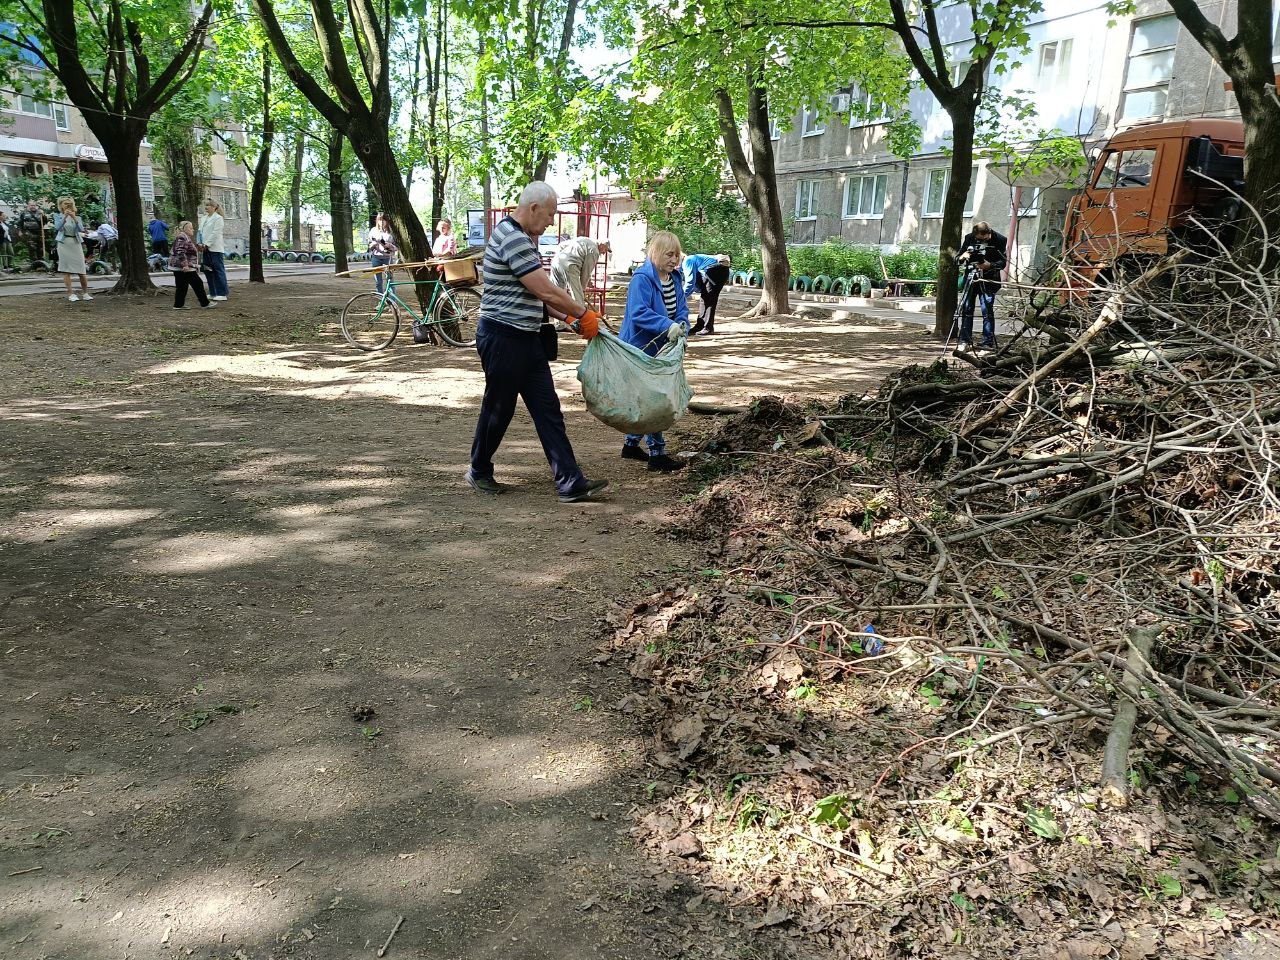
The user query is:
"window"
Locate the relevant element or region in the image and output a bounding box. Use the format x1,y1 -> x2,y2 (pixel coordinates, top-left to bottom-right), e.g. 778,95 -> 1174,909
1094,149 -> 1157,190
950,60 -> 973,87
923,165 -> 979,217
801,104 -> 825,137
15,92 -> 64,124
843,173 -> 888,219
848,89 -> 890,126
1,163 -> 25,179
1014,187 -> 1041,217
53,101 -> 68,130
1036,38 -> 1073,89
795,180 -> 820,220
769,115 -> 780,140
1121,15 -> 1178,120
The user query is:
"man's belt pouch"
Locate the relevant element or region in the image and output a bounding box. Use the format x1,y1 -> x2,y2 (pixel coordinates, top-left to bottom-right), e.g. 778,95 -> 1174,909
539,322 -> 558,361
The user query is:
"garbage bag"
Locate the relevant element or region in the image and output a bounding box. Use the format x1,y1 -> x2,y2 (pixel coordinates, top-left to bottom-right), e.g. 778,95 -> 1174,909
576,328 -> 693,435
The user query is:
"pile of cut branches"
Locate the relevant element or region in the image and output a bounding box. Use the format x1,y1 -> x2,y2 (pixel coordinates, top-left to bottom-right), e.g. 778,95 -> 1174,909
605,239 -> 1280,957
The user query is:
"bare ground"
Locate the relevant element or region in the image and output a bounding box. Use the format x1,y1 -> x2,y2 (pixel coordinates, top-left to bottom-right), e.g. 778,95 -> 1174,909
0,271 -> 935,960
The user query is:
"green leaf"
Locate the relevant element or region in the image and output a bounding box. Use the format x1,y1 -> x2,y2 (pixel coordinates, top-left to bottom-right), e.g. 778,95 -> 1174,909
1024,807 -> 1062,840
1156,874 -> 1182,898
949,892 -> 975,913
810,793 -> 854,831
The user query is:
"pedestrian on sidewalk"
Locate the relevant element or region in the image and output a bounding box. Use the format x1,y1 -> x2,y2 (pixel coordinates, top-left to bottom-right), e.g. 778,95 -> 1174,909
550,236 -> 610,305
53,197 -> 92,303
0,211 -> 14,270
17,200 -> 46,269
467,181 -> 608,503
148,214 -> 170,256
367,212 -> 397,294
431,218 -> 458,257
170,221 -> 213,310
683,252 -> 731,335
619,230 -> 689,473
198,198 -> 229,301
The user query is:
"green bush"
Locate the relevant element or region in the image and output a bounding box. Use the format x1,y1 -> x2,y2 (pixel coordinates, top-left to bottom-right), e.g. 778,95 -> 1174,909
733,241 -> 938,285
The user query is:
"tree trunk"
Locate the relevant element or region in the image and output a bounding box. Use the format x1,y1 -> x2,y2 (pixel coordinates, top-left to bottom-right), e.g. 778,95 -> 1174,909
713,78 -> 789,317
289,132 -> 304,248
351,120 -> 431,262
104,133 -> 154,293
249,49 -> 273,284
327,126 -> 349,273
934,111 -> 975,337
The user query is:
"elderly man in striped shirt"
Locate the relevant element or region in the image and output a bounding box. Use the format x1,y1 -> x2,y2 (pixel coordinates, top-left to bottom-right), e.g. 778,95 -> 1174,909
467,182 -> 608,503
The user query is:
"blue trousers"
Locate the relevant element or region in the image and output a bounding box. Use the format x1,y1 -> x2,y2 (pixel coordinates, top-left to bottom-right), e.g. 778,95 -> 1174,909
624,432 -> 666,455
471,319 -> 585,494
960,283 -> 996,347
203,251 -> 228,298
370,254 -> 391,293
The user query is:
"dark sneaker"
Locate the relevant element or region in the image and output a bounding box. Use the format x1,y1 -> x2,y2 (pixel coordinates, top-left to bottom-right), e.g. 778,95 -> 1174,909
558,478 -> 609,503
648,454 -> 686,473
465,469 -> 502,495
621,444 -> 649,463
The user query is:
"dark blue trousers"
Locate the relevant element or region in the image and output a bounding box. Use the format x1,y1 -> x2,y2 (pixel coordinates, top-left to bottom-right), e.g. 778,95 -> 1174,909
960,282 -> 997,348
471,319 -> 585,494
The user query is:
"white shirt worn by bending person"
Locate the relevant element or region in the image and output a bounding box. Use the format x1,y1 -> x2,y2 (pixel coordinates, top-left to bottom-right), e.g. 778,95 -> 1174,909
549,237 -> 604,304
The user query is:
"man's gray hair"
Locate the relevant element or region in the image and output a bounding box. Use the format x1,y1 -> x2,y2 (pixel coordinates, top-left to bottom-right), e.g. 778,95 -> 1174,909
518,181 -> 558,207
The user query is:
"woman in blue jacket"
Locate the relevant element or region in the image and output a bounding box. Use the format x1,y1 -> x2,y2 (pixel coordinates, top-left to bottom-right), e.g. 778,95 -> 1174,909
620,230 -> 689,473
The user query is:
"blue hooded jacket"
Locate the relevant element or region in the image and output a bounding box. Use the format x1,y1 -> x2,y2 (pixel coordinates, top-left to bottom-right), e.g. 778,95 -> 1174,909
622,258 -> 689,356
682,254 -> 720,297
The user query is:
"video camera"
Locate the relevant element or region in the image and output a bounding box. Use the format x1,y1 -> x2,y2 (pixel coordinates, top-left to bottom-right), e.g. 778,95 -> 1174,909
959,241 -> 993,266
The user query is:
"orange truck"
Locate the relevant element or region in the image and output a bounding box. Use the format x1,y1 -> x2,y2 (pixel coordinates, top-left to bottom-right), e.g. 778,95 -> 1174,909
1062,118 -> 1245,284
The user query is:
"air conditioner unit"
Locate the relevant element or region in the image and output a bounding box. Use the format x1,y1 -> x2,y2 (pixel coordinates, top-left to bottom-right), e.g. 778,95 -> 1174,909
25,161 -> 50,176
831,94 -> 851,112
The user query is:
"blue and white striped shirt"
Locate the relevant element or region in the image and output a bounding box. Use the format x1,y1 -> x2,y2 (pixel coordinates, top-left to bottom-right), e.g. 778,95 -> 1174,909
480,215 -> 545,332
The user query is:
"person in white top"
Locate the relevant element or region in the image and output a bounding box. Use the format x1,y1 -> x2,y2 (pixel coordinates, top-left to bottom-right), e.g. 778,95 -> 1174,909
367,212 -> 398,294
549,236 -> 610,304
198,199 -> 229,301
431,219 -> 458,257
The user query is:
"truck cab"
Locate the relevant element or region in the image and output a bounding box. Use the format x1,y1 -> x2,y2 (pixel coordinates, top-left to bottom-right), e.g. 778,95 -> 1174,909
1063,119 -> 1245,284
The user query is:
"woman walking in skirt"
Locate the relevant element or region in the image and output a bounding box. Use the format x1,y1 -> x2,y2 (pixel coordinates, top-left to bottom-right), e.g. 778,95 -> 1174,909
53,197 -> 92,303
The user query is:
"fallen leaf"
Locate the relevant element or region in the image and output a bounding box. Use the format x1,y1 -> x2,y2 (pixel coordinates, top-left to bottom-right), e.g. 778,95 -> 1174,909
663,833 -> 703,858
749,903 -> 791,929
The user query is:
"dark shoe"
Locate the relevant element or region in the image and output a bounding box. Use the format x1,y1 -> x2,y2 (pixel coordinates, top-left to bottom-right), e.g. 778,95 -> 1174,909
689,323 -> 705,335
465,469 -> 502,495
559,478 -> 608,503
647,454 -> 686,473
621,444 -> 649,463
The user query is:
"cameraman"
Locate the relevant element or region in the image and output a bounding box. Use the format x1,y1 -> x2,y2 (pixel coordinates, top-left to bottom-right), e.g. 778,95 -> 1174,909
955,221 -> 1007,354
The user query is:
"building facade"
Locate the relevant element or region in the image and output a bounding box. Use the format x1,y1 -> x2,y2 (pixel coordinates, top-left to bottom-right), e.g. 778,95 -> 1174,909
1,74 -> 252,253
772,0 -> 1279,280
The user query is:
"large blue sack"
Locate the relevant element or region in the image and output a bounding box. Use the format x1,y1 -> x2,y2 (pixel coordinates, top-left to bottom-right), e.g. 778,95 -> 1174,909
576,327 -> 693,435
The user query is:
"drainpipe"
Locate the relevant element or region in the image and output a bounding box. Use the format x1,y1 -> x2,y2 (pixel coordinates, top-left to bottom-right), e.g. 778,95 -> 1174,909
1006,185 -> 1021,281
894,160 -> 911,245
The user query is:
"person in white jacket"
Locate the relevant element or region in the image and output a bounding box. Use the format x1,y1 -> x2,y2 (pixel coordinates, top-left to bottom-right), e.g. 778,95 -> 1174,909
198,199 -> 229,301
550,236 -> 610,304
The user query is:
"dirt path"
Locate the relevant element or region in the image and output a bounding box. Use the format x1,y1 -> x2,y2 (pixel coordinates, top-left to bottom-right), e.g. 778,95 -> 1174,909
0,274 -> 934,959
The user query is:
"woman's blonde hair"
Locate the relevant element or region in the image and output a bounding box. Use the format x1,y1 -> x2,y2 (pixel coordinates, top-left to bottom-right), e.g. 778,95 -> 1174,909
57,196 -> 76,213
203,198 -> 223,215
177,220 -> 194,236
436,218 -> 451,231
647,230 -> 682,262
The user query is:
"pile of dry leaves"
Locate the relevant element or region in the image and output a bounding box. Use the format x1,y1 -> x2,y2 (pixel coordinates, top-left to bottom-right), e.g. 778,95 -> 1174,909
605,251 -> 1280,958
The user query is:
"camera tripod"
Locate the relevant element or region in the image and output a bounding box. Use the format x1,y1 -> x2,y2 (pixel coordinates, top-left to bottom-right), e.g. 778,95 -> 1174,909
939,260 -> 986,358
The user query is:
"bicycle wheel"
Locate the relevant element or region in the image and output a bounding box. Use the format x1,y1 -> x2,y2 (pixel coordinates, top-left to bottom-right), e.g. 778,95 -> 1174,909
341,292 -> 400,351
432,287 -> 482,347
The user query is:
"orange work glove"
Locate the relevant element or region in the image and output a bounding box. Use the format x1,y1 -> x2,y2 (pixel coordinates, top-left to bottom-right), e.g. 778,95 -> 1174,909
574,308 -> 601,340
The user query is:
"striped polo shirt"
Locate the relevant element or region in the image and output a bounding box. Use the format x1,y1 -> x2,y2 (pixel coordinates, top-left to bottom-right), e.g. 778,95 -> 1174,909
480,215 -> 545,332
661,276 -> 678,319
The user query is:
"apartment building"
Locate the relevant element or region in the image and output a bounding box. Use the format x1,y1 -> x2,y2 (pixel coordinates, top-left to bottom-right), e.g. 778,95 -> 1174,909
772,0 -> 1279,279
1,72 -> 252,253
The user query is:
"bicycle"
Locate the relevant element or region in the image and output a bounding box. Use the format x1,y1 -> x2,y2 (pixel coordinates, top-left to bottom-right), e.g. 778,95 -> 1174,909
339,257 -> 482,351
